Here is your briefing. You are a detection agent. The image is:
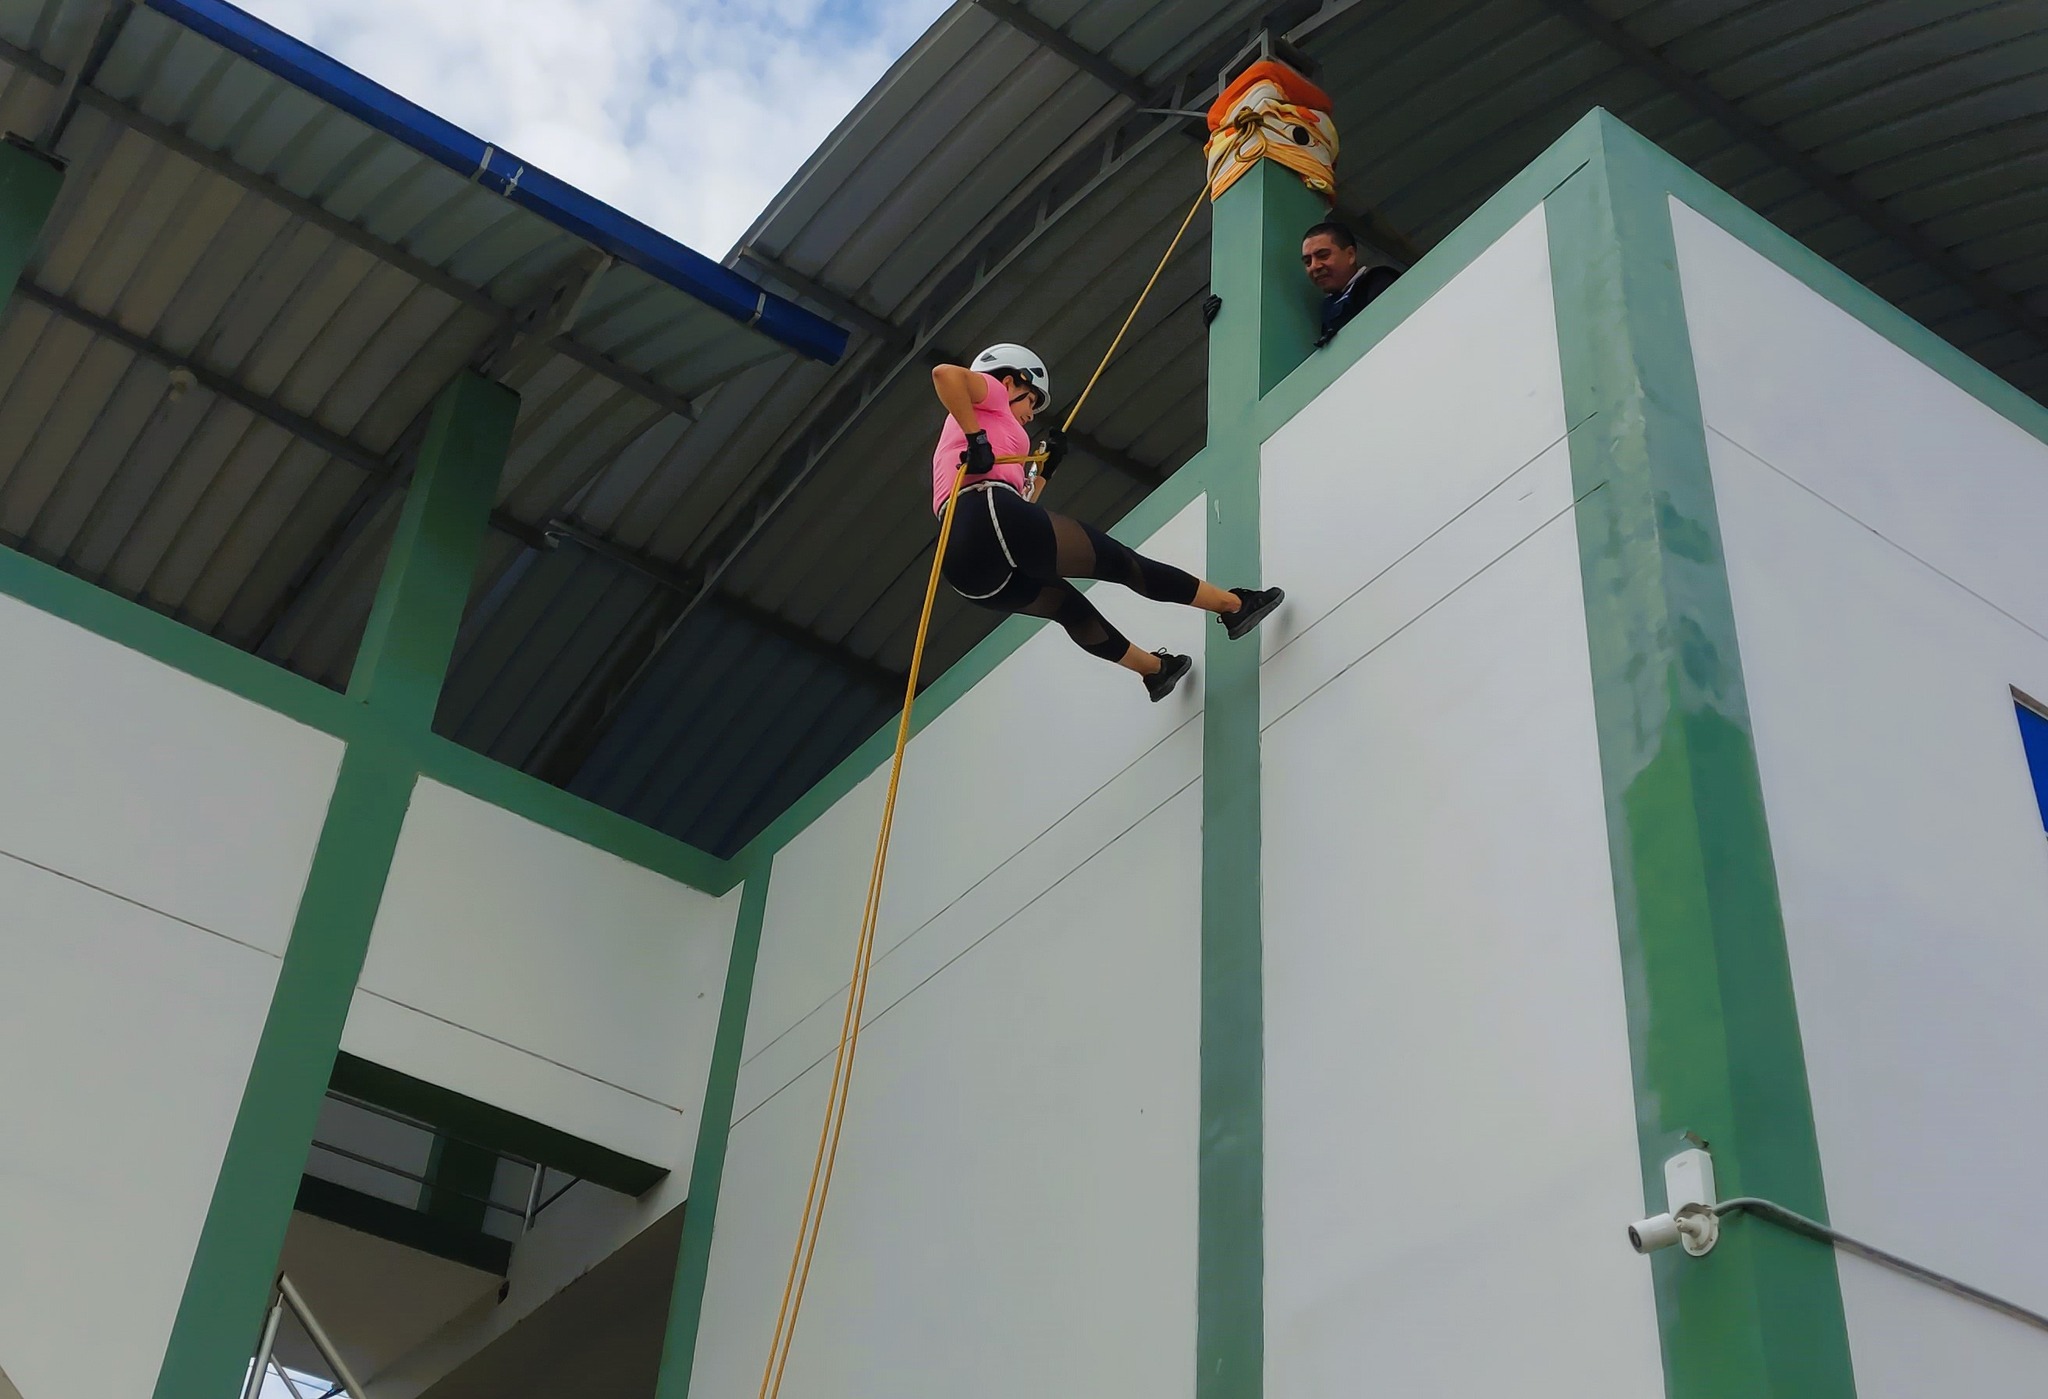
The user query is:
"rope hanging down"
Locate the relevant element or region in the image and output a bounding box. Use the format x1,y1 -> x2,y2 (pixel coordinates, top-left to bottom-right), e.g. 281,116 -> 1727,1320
751,182 -> 1209,1399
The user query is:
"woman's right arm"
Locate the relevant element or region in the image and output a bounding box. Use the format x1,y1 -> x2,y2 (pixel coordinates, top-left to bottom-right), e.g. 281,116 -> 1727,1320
932,365 -> 988,439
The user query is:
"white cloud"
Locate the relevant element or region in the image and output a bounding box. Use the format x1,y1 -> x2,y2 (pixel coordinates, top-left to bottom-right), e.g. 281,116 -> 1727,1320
240,0 -> 952,255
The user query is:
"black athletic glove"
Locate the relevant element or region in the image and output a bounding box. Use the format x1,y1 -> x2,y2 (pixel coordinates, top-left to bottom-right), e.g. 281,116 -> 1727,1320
1039,426 -> 1070,481
961,429 -> 996,475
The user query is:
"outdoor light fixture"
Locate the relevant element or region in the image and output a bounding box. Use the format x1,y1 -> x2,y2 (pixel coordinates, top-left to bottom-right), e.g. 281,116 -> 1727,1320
1627,1146 -> 1720,1257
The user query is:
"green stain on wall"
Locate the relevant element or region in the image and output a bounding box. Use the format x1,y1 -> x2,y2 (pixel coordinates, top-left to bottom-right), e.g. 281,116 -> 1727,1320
1546,112 -> 1855,1398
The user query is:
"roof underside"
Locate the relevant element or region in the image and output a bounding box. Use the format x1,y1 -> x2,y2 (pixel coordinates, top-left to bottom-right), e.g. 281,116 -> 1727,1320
8,0 -> 2047,858
0,0 -> 833,707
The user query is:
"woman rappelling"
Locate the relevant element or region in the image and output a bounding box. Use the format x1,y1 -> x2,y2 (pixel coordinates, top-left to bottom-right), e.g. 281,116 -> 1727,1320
928,342 -> 1283,701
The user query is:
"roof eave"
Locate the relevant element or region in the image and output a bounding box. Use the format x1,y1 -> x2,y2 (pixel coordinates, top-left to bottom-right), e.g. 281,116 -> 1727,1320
143,0 -> 851,364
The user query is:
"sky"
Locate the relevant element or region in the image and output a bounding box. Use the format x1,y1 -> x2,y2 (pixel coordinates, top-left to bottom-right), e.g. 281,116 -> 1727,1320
241,0 -> 954,256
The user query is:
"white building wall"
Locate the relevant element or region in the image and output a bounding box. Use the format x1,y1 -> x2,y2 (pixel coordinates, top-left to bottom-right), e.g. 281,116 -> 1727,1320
690,499 -> 1208,1399
1677,198 -> 2048,1394
1259,206 -> 1665,1397
0,597 -> 342,1399
343,780 -> 744,1395
344,777 -> 740,1175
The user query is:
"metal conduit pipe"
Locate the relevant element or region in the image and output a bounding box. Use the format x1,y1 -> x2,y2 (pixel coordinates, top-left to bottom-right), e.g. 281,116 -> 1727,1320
277,1274 -> 374,1399
1715,1198 -> 2048,1336
239,1298 -> 285,1399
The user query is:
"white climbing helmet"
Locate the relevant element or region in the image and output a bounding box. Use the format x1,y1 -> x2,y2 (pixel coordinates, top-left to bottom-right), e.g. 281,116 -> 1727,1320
971,343 -> 1051,410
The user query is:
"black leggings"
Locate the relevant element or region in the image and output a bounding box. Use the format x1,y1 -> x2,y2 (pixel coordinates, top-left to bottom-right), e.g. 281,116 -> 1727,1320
939,484 -> 1201,660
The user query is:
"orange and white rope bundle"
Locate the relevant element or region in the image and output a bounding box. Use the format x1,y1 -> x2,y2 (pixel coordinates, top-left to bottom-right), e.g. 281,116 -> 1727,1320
1203,59 -> 1339,203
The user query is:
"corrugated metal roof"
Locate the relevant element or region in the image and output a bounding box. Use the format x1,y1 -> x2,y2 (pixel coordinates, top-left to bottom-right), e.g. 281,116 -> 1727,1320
0,0 -> 839,688
8,0 -> 2048,859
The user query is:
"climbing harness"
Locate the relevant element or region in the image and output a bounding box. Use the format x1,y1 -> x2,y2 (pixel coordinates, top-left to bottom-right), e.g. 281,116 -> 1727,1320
751,178 -> 1211,1399
1203,58 -> 1339,203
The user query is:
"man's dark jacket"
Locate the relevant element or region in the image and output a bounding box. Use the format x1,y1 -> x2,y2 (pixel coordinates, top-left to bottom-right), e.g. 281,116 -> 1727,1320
1315,264 -> 1402,347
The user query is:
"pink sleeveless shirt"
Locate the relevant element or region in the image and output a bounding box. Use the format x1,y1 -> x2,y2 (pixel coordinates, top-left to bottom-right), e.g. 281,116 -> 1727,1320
931,372 -> 1032,515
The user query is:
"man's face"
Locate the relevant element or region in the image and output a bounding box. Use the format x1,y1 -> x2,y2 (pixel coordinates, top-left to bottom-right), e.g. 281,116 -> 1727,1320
1301,233 -> 1358,293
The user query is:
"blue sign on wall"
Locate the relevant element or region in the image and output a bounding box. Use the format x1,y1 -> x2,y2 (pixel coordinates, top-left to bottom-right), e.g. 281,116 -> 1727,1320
2016,701 -> 2048,833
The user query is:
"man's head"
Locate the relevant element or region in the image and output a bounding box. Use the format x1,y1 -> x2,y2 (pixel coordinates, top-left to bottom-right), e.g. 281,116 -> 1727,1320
1301,221 -> 1360,294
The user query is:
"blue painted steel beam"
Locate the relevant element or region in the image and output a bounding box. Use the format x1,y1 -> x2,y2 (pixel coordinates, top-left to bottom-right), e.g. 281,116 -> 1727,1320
143,0 -> 849,365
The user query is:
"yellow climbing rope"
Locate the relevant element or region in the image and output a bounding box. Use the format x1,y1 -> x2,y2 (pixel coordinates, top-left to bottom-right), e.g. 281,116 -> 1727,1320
753,181 -> 1211,1399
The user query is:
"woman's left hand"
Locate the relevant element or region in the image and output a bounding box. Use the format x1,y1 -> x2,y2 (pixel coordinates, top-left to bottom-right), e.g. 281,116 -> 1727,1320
1040,426 -> 1069,479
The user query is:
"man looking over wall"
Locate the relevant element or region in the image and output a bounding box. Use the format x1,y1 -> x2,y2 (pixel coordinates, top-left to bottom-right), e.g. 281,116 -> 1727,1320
1303,221 -> 1401,348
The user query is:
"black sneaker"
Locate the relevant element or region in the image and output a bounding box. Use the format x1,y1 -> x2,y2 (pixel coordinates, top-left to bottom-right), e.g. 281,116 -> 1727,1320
1144,650 -> 1192,702
1220,586 -> 1284,640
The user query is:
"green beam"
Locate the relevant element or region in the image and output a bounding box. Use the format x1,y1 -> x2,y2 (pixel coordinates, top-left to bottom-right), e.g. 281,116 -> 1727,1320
0,135 -> 62,307
153,372 -> 519,1399
1547,113 -> 1854,1398
1198,155 -> 1322,1399
653,856 -> 775,1399
420,1134 -> 499,1235
295,1175 -> 513,1277
330,1051 -> 668,1196
349,372 -> 520,728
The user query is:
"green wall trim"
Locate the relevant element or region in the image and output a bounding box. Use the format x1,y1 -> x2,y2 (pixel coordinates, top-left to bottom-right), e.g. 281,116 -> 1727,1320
152,743 -> 419,1399
0,135 -> 63,303
0,540 -> 363,739
0,524 -> 735,897
330,1051 -> 667,1195
295,1174 -> 513,1277
1546,111 -> 1854,1398
413,734 -> 736,894
653,855 -> 775,1399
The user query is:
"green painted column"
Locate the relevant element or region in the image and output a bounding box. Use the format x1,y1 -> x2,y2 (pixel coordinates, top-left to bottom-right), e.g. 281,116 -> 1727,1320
652,856 -> 775,1399
153,372 -> 519,1399
1197,154 -> 1323,1399
349,373 -> 521,729
1548,114 -> 1855,1397
0,135 -> 63,306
